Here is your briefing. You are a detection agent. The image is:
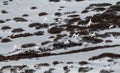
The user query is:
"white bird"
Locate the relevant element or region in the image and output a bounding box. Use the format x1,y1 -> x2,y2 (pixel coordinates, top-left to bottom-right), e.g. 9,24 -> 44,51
86,19 -> 92,27
13,45 -> 18,50
35,45 -> 39,48
48,25 -> 52,29
71,33 -> 81,43
109,62 -> 115,70
109,25 -> 114,29
75,34 -> 79,38
43,17 -> 48,22
12,33 -> 16,37
90,32 -> 96,37
109,34 -> 120,42
62,0 -> 67,3
72,33 -> 76,38
51,14 -> 55,18
82,42 -> 89,47
33,45 -> 40,51
72,33 -> 79,39
64,39 -> 70,45
110,34 -> 116,40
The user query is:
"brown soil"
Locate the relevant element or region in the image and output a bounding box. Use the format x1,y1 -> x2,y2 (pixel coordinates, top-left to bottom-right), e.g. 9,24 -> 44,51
89,53 -> 120,60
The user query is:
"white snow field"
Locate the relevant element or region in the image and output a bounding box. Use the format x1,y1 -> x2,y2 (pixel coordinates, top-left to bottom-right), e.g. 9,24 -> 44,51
0,0 -> 120,73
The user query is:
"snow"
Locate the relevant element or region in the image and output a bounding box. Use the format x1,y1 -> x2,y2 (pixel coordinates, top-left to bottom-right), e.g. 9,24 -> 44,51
0,0 -> 120,73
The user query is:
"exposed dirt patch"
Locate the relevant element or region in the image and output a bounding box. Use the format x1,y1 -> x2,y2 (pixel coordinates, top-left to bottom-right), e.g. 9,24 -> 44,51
22,14 -> 29,17
54,12 -> 62,17
49,0 -> 60,2
31,6 -> 37,9
82,36 -> 103,44
29,23 -> 48,29
12,28 -> 24,33
0,20 -> 5,23
1,38 -> 11,43
78,67 -> 93,73
9,33 -> 33,39
79,61 -> 89,65
89,53 -> 120,60
1,10 -> 8,14
34,31 -> 44,36
53,61 -> 63,65
13,17 -> 28,22
21,43 -> 36,48
1,26 -> 11,30
48,26 -> 64,34
39,12 -> 48,16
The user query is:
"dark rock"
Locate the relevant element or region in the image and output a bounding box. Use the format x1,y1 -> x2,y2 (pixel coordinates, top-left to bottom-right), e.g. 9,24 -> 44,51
21,43 -> 36,48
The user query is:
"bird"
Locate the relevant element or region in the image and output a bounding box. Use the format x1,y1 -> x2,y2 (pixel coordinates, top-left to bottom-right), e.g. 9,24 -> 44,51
86,18 -> 92,27
13,45 -> 18,50
72,33 -> 79,38
34,45 -> 39,50
109,25 -> 114,29
75,34 -> 79,39
48,25 -> 52,29
51,14 -> 55,18
11,33 -> 17,37
90,32 -> 96,37
62,0 -> 67,3
72,33 -> 76,38
64,39 -> 70,45
43,17 -> 48,23
71,33 -> 81,43
109,62 -> 115,70
110,34 -> 120,41
82,42 -> 89,47
110,34 -> 116,40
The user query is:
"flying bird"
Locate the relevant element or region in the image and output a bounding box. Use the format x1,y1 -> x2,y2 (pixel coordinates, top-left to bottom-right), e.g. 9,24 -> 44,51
90,32 -> 96,37
86,19 -> 92,27
109,25 -> 114,29
72,33 -> 76,38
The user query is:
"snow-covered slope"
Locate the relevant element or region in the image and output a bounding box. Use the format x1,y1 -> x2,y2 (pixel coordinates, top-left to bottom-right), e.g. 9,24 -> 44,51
0,0 -> 120,73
